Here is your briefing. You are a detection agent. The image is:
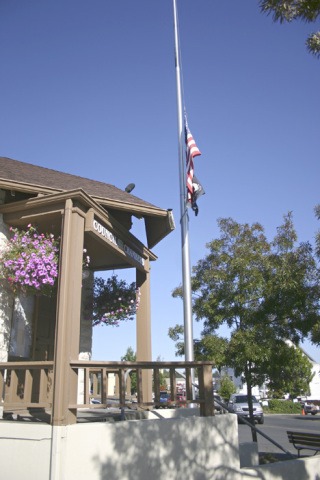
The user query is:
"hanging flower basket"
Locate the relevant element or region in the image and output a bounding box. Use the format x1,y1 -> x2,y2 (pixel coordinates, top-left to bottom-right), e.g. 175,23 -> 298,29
0,224 -> 60,296
92,275 -> 141,327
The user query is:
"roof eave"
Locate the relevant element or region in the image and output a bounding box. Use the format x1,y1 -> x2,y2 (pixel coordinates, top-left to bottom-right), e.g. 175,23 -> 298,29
0,180 -> 175,248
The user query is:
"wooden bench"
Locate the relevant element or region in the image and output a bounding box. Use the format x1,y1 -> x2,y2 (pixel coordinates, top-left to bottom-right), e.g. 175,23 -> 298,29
287,431 -> 320,457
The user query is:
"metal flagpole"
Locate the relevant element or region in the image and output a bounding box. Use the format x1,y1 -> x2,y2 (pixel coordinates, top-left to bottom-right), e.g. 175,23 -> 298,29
172,0 -> 194,366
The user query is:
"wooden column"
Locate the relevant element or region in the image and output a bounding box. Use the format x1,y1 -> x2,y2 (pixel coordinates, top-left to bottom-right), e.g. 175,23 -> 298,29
52,199 -> 85,425
136,258 -> 152,405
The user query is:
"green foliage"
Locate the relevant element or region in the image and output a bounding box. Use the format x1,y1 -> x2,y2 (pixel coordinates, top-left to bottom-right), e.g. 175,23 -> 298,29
219,375 -> 236,401
263,343 -> 313,398
168,324 -> 185,357
264,399 -> 302,414
168,325 -> 228,370
259,0 -> 320,57
121,347 -> 137,394
153,356 -> 168,391
172,214 -> 320,430
192,217 -> 271,333
194,335 -> 228,369
121,346 -> 136,362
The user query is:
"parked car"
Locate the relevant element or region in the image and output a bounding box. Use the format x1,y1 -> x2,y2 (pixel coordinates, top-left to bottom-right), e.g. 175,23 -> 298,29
304,402 -> 319,415
228,394 -> 264,424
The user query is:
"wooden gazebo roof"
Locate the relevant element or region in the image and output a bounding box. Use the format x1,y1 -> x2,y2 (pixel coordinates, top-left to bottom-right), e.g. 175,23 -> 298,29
0,157 -> 175,248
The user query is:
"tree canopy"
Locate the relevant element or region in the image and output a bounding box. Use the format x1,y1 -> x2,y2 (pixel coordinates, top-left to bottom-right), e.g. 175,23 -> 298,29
121,347 -> 137,394
262,341 -> 314,398
168,325 -> 228,371
171,214 -> 319,434
190,214 -> 320,347
219,374 -> 237,401
259,0 -> 320,57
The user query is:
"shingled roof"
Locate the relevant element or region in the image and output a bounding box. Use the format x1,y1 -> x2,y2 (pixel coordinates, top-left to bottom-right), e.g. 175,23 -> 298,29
0,156 -> 158,210
0,156 -> 174,248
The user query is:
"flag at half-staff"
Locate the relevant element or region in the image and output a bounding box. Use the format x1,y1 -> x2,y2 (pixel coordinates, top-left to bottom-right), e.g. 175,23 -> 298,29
185,121 -> 205,216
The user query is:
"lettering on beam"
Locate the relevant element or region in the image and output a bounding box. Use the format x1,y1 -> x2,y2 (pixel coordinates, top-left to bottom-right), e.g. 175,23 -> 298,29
93,219 -> 144,266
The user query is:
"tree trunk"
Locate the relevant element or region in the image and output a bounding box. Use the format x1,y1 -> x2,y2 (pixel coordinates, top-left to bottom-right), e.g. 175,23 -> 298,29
245,364 -> 258,443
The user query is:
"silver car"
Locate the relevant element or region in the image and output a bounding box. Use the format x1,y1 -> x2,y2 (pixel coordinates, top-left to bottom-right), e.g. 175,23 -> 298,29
228,394 -> 264,424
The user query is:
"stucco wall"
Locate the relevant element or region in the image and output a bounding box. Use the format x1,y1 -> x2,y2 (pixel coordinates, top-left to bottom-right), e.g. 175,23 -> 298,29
241,456 -> 320,480
0,215 -> 35,361
0,415 -> 240,480
0,212 -> 12,362
1,414 -> 320,480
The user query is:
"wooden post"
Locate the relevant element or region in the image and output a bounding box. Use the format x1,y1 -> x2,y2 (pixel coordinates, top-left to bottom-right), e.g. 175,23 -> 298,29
136,258 -> 152,406
199,364 -> 214,417
52,199 -> 85,425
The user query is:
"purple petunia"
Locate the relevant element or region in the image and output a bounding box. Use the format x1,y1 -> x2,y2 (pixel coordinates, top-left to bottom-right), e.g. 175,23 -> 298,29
0,224 -> 59,295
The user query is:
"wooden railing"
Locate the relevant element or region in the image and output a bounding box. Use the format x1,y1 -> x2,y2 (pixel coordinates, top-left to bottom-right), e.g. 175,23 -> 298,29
0,361 -> 54,411
0,360 -> 214,422
70,360 -> 214,416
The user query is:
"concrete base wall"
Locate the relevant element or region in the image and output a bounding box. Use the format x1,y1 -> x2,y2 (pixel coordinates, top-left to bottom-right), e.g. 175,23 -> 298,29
0,415 -> 240,480
242,456 -> 320,480
1,414 -> 320,480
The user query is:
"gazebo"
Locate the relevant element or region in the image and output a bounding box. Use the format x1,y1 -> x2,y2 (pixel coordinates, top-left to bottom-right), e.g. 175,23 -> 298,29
0,157 -> 214,426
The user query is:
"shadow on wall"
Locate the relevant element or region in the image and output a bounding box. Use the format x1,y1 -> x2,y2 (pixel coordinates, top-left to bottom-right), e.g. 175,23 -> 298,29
86,415 -> 316,480
91,416 -> 242,480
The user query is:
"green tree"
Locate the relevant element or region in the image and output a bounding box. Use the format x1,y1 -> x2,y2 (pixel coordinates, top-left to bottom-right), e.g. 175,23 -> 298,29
259,0 -> 320,57
121,347 -> 137,394
219,375 -> 236,401
168,325 -> 228,371
174,214 -> 320,440
155,356 -> 170,391
263,343 -> 314,398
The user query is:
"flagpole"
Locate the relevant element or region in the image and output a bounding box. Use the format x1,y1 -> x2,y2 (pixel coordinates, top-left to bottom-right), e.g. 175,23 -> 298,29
172,0 -> 194,366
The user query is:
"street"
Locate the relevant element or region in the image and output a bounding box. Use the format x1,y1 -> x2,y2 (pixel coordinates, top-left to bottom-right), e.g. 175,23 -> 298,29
237,413 -> 320,458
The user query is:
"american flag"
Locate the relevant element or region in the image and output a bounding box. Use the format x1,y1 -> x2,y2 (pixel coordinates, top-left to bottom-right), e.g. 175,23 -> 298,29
185,123 -> 203,215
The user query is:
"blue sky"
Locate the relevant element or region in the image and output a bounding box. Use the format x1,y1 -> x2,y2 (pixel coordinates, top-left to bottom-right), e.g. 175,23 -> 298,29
1,1 -> 320,363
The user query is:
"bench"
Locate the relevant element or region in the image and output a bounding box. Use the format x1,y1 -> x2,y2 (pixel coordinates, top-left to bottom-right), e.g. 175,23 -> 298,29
287,431 -> 320,457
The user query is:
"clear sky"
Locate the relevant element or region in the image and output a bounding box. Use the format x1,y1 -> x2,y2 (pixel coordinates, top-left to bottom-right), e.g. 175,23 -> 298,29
1,1 -> 320,363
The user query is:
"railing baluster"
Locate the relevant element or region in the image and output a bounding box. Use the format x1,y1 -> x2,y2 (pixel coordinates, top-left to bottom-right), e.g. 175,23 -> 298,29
119,368 -> 125,407
137,368 -> 143,404
170,368 -> 176,403
0,368 -> 4,405
24,369 -> 33,403
84,367 -> 90,405
8,369 -> 18,403
39,368 -> 47,404
101,368 -> 107,405
185,367 -> 192,402
153,368 -> 160,403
